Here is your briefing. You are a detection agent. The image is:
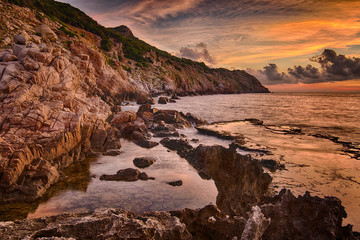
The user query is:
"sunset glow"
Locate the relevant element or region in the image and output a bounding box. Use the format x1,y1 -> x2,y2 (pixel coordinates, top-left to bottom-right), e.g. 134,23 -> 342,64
59,0 -> 360,91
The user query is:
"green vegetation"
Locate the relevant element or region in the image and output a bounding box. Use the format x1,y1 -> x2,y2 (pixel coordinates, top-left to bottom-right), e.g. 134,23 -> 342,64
59,25 -> 77,38
8,0 -> 212,72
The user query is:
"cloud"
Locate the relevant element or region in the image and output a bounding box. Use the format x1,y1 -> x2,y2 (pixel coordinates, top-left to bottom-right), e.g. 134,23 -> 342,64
247,63 -> 297,85
178,43 -> 216,65
249,49 -> 360,85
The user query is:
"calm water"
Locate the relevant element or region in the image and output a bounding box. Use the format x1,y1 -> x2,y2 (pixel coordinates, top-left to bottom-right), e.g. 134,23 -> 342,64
152,92 -> 360,230
1,92 -> 359,231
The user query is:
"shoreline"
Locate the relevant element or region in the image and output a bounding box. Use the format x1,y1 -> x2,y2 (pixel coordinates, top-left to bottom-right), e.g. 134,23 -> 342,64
1,97 -> 359,238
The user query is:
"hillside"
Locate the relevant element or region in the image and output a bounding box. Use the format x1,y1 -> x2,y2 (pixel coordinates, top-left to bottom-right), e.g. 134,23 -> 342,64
3,0 -> 269,104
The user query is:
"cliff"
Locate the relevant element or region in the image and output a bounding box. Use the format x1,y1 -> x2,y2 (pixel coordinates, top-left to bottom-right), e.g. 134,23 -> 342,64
2,0 -> 269,103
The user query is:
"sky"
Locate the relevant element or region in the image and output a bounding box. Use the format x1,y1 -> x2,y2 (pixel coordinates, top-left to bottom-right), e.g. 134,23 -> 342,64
58,0 -> 360,92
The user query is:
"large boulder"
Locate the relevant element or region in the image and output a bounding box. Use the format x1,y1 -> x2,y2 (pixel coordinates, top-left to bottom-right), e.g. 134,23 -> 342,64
35,25 -> 58,42
111,111 -> 137,127
14,34 -> 27,45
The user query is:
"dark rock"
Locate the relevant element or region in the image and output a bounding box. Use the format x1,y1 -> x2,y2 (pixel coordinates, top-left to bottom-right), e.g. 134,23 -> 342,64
169,99 -> 176,103
171,94 -> 180,100
133,157 -> 156,168
139,172 -> 149,180
154,110 -> 191,128
160,138 -> 193,158
137,94 -> 155,105
244,118 -> 263,125
100,168 -> 149,181
260,190 -> 356,240
181,112 -> 207,126
168,180 -> 183,186
137,104 -> 152,113
257,159 -> 285,172
191,138 -> 199,143
103,150 -> 121,156
134,140 -> 159,148
186,145 -> 272,216
312,133 -> 340,142
158,96 -> 170,104
153,130 -> 180,138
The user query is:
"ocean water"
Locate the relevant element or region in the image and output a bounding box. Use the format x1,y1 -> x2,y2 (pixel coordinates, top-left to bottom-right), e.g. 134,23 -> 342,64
153,92 -> 360,230
1,92 -> 359,231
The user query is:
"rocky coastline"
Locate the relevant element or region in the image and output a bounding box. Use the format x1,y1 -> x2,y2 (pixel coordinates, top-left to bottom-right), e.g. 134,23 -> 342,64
0,0 -> 359,239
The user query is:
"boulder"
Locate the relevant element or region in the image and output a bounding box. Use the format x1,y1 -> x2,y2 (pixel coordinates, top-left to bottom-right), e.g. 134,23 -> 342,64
111,111 -> 137,127
99,168 -> 149,181
35,25 -> 58,42
2,54 -> 17,62
137,104 -> 152,113
12,44 -> 25,57
14,34 -> 27,45
133,157 -> 156,168
154,110 -> 191,127
137,94 -> 155,105
158,96 -> 169,104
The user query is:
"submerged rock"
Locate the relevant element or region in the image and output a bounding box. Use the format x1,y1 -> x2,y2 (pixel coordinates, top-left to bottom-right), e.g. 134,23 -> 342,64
168,180 -> 183,187
99,168 -> 150,181
134,140 -> 159,148
133,157 -> 156,168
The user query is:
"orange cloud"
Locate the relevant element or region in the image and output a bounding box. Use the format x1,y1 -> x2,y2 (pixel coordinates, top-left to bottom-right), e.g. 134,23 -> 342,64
267,80 -> 360,92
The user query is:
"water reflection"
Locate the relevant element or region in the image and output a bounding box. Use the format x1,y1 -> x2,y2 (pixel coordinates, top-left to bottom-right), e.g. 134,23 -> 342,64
0,158 -> 95,221
19,140 -> 218,219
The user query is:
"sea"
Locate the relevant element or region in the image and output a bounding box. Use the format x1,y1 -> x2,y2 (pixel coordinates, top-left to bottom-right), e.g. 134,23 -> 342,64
1,92 -> 359,231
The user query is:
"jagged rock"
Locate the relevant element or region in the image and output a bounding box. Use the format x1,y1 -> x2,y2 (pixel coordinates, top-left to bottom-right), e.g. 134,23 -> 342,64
14,34 -> 27,45
35,25 -> 58,42
133,157 -> 156,168
160,138 -> 193,158
111,111 -> 137,127
257,159 -> 285,172
240,206 -> 270,240
186,145 -> 272,216
181,112 -> 207,126
158,96 -> 170,104
260,190 -> 357,240
0,209 -> 192,240
168,180 -> 183,186
100,168 -> 149,181
154,110 -> 191,128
